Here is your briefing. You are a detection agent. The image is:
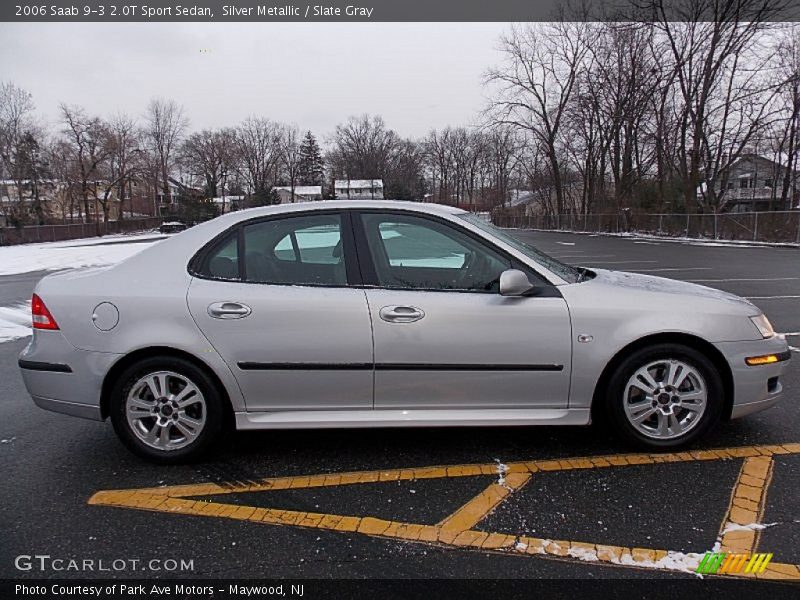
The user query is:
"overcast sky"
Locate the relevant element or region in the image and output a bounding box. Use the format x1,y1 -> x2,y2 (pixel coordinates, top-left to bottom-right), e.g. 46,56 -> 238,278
0,23 -> 507,140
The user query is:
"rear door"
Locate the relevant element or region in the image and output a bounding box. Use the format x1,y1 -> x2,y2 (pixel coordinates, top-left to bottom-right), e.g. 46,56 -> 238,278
187,211 -> 374,412
354,211 -> 572,410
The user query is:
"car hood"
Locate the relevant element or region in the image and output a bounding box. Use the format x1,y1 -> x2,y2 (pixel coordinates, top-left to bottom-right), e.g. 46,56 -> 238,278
589,269 -> 758,311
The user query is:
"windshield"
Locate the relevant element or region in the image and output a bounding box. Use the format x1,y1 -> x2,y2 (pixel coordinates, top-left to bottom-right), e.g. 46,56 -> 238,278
458,213 -> 583,284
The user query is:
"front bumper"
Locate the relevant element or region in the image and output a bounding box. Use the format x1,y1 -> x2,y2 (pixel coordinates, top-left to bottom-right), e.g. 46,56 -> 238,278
18,330 -> 121,421
714,336 -> 791,419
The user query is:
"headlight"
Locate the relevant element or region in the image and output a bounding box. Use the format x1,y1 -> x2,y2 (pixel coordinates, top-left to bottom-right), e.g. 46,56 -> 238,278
750,314 -> 775,339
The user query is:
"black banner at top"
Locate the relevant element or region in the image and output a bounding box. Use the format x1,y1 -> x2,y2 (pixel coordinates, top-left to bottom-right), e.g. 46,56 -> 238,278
3,0 -> 800,22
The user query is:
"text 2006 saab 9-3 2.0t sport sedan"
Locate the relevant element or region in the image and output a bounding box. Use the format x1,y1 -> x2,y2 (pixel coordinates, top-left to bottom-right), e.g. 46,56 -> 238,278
19,201 -> 790,462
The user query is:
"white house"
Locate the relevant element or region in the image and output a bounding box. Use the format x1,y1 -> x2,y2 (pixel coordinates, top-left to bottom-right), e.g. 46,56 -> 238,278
272,185 -> 323,204
212,195 -> 245,214
334,179 -> 384,199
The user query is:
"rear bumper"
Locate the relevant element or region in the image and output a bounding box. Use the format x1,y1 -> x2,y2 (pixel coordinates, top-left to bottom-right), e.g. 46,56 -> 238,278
18,330 -> 121,421
714,337 -> 791,420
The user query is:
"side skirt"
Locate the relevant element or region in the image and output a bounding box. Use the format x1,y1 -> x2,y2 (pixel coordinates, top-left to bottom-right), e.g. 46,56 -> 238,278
234,408 -> 591,430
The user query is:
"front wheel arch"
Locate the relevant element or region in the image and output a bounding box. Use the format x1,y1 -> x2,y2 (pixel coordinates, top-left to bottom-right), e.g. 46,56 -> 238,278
100,346 -> 234,430
590,333 -> 735,424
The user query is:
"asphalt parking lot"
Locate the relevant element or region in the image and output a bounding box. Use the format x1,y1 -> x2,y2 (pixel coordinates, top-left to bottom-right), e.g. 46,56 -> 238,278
1,230 -> 798,583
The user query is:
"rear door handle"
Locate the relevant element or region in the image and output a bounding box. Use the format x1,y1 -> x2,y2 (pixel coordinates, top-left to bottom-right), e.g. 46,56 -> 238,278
208,301 -> 251,319
379,305 -> 425,323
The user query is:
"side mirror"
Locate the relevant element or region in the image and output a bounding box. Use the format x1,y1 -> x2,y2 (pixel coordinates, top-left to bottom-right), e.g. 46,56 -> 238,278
499,269 -> 535,296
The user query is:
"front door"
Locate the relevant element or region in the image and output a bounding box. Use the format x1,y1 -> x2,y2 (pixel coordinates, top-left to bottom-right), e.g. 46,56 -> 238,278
355,211 -> 572,410
187,212 -> 374,412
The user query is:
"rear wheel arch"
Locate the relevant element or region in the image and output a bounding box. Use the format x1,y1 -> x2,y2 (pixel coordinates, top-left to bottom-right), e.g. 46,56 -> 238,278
591,332 -> 735,422
100,347 -> 234,428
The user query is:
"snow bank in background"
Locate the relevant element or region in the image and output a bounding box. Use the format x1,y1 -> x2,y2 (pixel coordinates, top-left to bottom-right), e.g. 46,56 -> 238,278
508,227 -> 799,248
0,232 -> 163,276
0,302 -> 32,343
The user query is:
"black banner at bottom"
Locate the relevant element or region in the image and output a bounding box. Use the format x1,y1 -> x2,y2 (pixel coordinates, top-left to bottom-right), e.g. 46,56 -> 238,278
3,578 -> 798,600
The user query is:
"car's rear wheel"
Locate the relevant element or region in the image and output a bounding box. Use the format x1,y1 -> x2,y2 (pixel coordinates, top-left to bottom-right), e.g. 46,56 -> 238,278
605,343 -> 724,449
110,357 -> 224,463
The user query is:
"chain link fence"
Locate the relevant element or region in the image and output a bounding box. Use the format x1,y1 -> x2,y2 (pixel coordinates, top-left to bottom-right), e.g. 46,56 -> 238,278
0,217 -> 164,246
491,211 -> 800,244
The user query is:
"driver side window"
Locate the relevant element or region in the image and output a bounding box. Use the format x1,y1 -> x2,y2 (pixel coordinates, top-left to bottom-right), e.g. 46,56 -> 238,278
361,213 -> 511,292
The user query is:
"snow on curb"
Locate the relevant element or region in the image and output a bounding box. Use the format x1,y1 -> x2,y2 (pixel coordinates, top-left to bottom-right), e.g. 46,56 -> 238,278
0,302 -> 32,343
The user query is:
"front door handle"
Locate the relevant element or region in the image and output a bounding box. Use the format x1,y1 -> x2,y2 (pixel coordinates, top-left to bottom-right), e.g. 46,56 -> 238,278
208,301 -> 252,319
379,305 -> 425,323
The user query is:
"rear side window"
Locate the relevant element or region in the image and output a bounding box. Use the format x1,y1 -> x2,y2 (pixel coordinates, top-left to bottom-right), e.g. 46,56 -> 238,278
244,214 -> 346,285
196,231 -> 240,280
193,214 -> 347,286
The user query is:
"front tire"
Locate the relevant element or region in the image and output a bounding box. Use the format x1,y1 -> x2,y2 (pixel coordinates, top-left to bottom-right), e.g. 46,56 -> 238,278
604,343 -> 724,450
110,356 -> 225,463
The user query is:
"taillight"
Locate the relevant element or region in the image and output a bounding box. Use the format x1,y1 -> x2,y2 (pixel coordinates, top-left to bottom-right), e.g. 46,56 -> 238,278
31,294 -> 59,330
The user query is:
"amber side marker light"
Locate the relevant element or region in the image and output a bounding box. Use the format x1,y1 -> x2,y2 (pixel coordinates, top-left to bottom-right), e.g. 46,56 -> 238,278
745,354 -> 780,366
31,293 -> 59,330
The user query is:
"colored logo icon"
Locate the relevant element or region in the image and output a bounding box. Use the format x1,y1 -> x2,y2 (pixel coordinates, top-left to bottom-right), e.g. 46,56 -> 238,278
697,552 -> 774,574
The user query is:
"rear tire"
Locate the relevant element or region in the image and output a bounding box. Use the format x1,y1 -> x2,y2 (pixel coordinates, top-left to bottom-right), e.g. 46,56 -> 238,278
110,356 -> 225,463
604,343 -> 723,450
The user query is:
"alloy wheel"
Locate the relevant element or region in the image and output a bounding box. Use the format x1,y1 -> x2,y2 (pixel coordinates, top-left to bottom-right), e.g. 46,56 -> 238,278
622,359 -> 707,440
125,370 -> 207,451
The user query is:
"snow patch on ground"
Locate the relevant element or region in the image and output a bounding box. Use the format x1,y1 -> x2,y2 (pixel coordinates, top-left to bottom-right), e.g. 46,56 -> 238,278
721,522 -> 778,534
0,232 -> 162,276
617,549 -> 707,576
505,227 -> 798,248
567,546 -> 600,562
494,459 -> 509,488
513,540 -> 723,577
0,302 -> 32,343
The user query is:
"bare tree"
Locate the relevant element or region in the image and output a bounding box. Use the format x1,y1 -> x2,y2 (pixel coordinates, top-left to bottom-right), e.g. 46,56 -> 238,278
0,82 -> 38,223
60,104 -> 112,232
103,113 -> 144,221
771,25 -> 800,209
328,114 -> 401,181
424,128 -> 455,204
45,139 -> 74,223
144,98 -> 187,207
651,0 -> 786,211
486,22 -> 592,213
181,128 -> 236,206
235,117 -> 282,205
279,125 -> 302,202
581,23 -> 660,211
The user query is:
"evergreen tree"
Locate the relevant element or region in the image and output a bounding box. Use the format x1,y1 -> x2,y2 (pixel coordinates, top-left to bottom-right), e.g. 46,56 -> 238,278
297,131 -> 324,186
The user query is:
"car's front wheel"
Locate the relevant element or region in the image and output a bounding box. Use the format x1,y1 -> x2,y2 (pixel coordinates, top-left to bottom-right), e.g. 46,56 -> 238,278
110,356 -> 225,463
605,343 -> 724,450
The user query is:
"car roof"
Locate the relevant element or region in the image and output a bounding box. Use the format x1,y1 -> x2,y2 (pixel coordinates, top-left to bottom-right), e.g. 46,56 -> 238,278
216,200 -> 467,224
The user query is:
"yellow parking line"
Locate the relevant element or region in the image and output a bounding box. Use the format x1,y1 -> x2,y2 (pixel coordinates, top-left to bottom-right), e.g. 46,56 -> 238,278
719,456 -> 775,554
87,443 -> 800,581
437,473 -> 531,543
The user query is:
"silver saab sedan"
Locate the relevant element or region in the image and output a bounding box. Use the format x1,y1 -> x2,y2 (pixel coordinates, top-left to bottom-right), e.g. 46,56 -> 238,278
18,201 -> 790,462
